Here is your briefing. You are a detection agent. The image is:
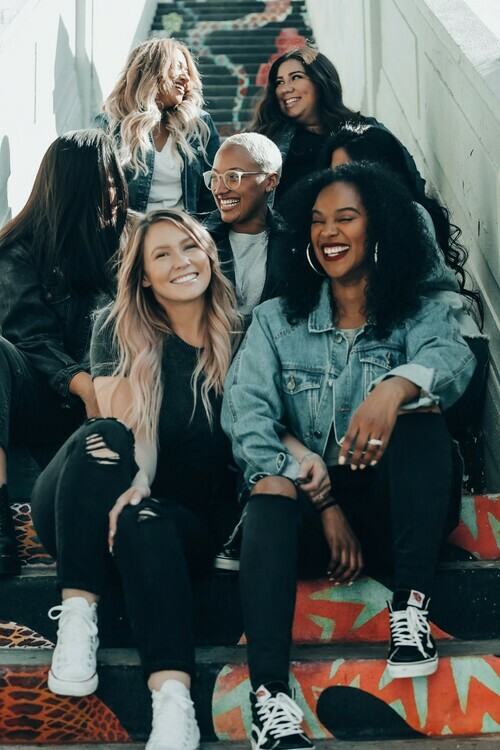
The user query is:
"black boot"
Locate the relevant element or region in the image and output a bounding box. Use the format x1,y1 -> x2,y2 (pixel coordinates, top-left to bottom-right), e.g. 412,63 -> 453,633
0,485 -> 20,575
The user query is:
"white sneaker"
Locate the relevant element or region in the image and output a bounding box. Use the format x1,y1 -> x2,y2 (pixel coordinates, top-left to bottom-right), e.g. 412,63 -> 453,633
47,596 -> 99,696
146,680 -> 200,750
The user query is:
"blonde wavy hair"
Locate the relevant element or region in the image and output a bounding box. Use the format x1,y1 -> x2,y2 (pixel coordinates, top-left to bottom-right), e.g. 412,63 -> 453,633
105,209 -> 240,444
102,39 -> 210,177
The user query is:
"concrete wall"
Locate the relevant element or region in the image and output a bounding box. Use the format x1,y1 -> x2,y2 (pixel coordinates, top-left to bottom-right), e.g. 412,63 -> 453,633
307,0 -> 500,488
0,0 -> 156,223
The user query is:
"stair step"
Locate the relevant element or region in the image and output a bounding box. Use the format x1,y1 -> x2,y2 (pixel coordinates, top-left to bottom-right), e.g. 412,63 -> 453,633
10,742 -> 500,750
1,643 -> 498,742
2,561 -> 500,647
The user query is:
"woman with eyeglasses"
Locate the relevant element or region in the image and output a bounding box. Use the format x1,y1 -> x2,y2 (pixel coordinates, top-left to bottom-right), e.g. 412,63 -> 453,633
202,133 -> 288,327
93,38 -> 219,214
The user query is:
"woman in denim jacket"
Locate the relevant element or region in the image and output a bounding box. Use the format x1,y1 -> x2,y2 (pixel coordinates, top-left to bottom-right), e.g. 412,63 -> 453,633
221,163 -> 475,749
93,38 -> 219,214
0,129 -> 127,575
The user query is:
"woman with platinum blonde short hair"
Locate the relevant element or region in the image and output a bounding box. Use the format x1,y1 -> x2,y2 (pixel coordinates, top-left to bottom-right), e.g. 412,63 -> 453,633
31,210 -> 241,750
203,132 -> 287,323
93,38 -> 220,213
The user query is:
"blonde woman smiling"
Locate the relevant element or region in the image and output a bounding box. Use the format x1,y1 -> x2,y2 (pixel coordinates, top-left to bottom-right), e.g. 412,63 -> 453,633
31,210 -> 240,750
94,38 -> 220,213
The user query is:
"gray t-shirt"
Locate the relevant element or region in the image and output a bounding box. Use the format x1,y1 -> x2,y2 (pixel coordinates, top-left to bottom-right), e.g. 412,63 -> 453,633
228,229 -> 268,315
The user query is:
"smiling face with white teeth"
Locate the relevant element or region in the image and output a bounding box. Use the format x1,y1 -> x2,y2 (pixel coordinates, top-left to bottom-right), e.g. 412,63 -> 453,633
142,220 -> 211,311
156,48 -> 190,110
211,143 -> 278,234
311,182 -> 368,284
275,59 -> 320,129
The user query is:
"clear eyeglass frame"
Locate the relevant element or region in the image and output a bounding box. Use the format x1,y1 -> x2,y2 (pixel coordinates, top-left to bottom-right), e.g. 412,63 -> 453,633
203,169 -> 267,191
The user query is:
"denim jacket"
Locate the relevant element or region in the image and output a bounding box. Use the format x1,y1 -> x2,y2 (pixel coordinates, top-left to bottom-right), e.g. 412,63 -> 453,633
0,242 -> 110,404
221,282 -> 476,487
272,116 -> 426,201
202,207 -> 289,327
92,111 -> 220,213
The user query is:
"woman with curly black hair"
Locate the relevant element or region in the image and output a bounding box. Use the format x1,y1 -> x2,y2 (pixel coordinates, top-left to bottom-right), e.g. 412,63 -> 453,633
319,123 -> 489,489
221,163 -> 475,749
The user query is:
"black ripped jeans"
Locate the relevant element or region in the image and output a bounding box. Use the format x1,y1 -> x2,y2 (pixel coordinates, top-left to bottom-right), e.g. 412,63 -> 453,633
31,418 -> 216,678
240,413 -> 463,689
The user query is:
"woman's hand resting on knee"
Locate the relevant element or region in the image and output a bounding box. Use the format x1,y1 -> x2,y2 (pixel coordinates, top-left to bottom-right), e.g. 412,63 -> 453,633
321,505 -> 363,584
338,376 -> 420,469
108,484 -> 150,553
296,452 -> 331,506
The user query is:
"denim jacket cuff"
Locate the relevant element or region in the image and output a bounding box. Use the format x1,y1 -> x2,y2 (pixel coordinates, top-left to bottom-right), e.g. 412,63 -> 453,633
50,364 -> 88,403
368,363 -> 440,409
247,451 -> 300,486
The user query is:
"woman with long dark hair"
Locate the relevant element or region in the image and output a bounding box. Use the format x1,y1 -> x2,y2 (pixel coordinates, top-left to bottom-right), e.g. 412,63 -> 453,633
248,46 -> 424,206
94,38 -> 219,214
31,210 -> 240,750
319,123 -> 489,487
0,129 -> 127,575
222,163 -> 474,748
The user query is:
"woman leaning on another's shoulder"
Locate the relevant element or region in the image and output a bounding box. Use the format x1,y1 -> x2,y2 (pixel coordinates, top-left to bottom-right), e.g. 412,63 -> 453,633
93,38 -> 220,214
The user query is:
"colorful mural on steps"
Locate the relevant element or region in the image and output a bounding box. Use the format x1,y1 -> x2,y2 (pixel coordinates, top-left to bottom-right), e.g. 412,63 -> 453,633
157,0 -> 310,134
0,624 -> 130,744
212,656 -> 500,740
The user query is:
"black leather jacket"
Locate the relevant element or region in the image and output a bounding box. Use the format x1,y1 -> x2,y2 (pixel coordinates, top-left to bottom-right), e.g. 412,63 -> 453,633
0,242 -> 110,404
202,207 -> 290,328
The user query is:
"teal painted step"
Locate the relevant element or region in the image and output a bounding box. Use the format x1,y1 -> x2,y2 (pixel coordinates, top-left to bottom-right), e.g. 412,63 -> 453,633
10,742 -> 500,750
1,642 -> 499,742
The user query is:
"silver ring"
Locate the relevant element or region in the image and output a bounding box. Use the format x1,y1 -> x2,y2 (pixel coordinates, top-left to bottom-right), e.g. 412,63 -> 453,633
367,438 -> 383,446
317,493 -> 325,500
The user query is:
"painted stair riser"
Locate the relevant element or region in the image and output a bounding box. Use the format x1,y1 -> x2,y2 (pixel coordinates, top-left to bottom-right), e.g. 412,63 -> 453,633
0,652 -> 498,743
2,563 -> 500,647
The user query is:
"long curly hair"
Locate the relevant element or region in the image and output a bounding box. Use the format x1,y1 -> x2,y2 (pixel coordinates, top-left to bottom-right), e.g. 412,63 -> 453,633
319,123 -> 483,323
102,38 -> 210,177
0,129 -> 127,292
104,209 -> 240,444
247,47 -> 360,139
280,163 -> 438,339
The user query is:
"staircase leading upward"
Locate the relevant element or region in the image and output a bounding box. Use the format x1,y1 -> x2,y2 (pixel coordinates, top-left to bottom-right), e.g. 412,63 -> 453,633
150,0 -> 314,135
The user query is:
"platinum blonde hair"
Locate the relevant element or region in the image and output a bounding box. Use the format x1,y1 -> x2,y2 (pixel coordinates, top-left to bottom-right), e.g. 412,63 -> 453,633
221,132 -> 282,177
105,209 -> 240,444
102,39 -> 210,177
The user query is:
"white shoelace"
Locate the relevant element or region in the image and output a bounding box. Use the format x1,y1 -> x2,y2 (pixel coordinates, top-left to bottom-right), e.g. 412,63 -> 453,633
150,689 -> 198,750
254,692 -> 305,750
49,603 -> 98,669
390,606 -> 433,657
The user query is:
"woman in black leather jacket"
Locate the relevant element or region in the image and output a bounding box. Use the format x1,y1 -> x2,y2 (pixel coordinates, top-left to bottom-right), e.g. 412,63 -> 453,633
0,128 -> 127,574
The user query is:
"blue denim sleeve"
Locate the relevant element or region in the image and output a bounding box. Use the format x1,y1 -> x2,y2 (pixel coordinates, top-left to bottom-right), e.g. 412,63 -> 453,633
221,304 -> 300,487
367,299 -> 476,410
0,245 -> 85,398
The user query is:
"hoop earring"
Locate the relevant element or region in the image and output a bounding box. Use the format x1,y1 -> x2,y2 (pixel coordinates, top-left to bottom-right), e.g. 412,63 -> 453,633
306,243 -> 326,276
373,242 -> 379,266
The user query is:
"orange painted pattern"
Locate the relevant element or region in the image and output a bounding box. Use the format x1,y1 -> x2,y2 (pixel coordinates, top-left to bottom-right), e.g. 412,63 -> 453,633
213,655 -> 500,739
448,494 -> 500,560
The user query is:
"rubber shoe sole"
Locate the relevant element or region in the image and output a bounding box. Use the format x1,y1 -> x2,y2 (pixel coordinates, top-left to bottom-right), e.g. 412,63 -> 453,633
387,654 -> 438,678
214,554 -> 240,572
48,668 -> 99,696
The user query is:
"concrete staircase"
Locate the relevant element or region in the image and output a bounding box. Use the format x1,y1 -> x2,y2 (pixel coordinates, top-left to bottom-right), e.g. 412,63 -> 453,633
1,439 -> 499,744
150,0 -> 313,135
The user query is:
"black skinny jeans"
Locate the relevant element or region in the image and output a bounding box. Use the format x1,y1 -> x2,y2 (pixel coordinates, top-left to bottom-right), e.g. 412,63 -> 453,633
0,336 -> 83,462
31,418 -> 216,679
240,413 -> 462,689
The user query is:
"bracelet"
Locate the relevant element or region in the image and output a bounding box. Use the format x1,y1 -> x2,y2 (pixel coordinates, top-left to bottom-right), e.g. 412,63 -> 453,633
300,451 -> 315,464
317,498 -> 338,513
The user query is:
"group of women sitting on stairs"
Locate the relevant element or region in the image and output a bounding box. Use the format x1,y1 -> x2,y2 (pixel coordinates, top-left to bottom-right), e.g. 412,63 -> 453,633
0,38 -> 488,750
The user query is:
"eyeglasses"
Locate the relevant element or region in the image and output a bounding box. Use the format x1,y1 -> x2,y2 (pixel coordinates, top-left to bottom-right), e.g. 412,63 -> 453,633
203,169 -> 267,191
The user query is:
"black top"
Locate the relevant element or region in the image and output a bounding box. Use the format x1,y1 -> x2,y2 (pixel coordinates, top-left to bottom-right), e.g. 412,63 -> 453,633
90,309 -> 235,528
275,125 -> 328,207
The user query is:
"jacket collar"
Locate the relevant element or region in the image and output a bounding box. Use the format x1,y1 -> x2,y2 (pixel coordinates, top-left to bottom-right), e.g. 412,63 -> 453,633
308,281 -> 336,333
202,206 -> 286,237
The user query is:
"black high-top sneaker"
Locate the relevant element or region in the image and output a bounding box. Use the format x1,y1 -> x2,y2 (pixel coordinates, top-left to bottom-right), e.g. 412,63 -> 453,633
387,589 -> 438,678
214,509 -> 245,572
0,485 -> 20,575
250,682 -> 314,750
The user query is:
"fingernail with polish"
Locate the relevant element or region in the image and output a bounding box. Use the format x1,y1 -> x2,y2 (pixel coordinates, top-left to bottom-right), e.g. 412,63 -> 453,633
348,581 -> 353,586
130,497 -> 140,506
351,464 -> 358,471
370,460 -> 378,466
338,456 -> 346,466
339,437 -> 345,444
359,464 -> 366,470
